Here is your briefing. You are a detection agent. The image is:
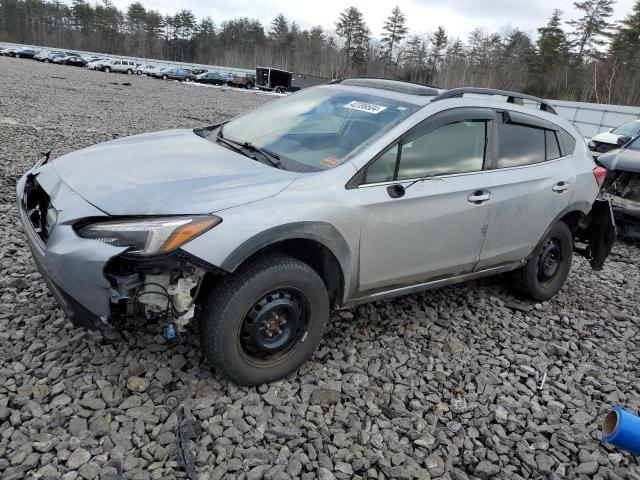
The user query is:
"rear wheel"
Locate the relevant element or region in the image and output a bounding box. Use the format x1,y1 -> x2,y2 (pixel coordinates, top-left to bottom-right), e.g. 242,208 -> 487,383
511,221 -> 573,301
246,82 -> 253,89
200,253 -> 329,385
126,68 -> 133,75
44,59 -> 50,63
104,66 -> 111,73
136,70 -> 142,75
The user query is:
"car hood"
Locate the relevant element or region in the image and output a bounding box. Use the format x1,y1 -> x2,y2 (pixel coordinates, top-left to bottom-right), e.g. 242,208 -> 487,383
591,131 -> 620,144
598,148 -> 640,173
52,129 -> 298,215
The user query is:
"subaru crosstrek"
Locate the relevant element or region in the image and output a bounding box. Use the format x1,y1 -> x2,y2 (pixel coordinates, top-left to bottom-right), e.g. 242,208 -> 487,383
17,79 -> 615,385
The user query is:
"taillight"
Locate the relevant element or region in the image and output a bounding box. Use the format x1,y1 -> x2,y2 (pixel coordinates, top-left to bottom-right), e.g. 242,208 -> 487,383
593,166 -> 607,188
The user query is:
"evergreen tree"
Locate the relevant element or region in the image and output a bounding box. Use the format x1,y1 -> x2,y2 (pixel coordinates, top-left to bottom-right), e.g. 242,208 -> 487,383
335,6 -> 370,70
610,0 -> 640,65
537,9 -> 571,72
381,6 -> 408,65
568,0 -> 616,58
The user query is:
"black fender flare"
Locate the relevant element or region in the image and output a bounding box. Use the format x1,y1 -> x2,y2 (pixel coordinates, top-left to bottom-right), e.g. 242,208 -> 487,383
219,222 -> 353,301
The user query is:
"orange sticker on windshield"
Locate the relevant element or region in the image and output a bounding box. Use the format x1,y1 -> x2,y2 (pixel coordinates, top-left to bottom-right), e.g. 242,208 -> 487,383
320,157 -> 338,168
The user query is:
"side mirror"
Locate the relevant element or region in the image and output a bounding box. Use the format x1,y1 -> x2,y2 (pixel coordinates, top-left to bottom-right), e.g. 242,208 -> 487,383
387,184 -> 406,198
617,135 -> 632,147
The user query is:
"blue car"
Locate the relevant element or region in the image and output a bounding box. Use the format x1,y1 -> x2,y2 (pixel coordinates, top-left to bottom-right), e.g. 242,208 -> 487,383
17,48 -> 38,59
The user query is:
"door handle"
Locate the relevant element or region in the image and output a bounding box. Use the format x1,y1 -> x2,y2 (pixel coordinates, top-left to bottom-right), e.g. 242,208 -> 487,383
552,182 -> 571,192
468,191 -> 491,204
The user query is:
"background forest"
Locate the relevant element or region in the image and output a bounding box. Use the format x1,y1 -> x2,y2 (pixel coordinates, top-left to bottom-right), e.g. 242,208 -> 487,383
2,0 -> 640,104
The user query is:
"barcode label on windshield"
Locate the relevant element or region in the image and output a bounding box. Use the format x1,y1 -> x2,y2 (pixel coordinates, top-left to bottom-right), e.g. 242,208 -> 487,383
342,101 -> 387,114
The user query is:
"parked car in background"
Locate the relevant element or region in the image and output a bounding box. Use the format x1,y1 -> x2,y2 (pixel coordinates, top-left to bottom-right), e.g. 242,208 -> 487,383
194,71 -> 234,85
34,49 -> 53,61
64,55 -> 88,67
16,81 -> 615,385
16,48 -> 39,59
230,73 -> 255,89
151,67 -> 172,79
1,47 -> 19,57
161,67 -> 197,81
52,53 -> 80,64
137,64 -> 159,75
43,51 -> 65,63
598,135 -> 640,239
87,58 -> 110,70
589,120 -> 640,156
103,59 -> 137,74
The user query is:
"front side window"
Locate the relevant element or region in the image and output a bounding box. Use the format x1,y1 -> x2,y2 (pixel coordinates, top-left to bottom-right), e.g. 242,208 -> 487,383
213,86 -> 418,172
397,120 -> 487,180
363,118 -> 488,184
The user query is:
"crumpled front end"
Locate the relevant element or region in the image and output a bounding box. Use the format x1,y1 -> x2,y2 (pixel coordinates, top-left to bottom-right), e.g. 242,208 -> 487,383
16,159 -> 127,329
601,171 -> 640,240
16,157 -> 217,332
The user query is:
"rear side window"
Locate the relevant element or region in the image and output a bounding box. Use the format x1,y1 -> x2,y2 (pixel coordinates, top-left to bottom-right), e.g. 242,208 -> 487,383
545,130 -> 561,160
559,129 -> 576,155
498,123 -> 546,168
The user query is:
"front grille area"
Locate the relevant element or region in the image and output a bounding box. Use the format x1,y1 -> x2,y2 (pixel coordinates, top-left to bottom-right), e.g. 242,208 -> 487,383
23,175 -> 53,244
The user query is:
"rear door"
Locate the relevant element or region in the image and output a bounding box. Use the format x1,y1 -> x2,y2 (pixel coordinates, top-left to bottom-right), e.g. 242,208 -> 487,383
475,109 -> 576,269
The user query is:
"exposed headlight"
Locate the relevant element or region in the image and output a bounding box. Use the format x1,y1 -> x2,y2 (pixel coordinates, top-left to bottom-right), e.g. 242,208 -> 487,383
588,140 -> 596,149
77,216 -> 221,256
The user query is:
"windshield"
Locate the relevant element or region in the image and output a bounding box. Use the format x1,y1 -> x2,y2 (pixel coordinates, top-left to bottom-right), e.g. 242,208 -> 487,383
215,86 -> 417,172
613,121 -> 640,136
627,136 -> 640,151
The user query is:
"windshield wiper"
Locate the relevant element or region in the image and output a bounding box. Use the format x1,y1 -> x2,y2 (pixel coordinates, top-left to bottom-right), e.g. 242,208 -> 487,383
216,126 -> 282,168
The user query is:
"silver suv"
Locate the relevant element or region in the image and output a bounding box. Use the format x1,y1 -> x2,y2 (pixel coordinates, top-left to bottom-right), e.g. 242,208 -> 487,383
16,79 -> 615,385
103,59 -> 137,74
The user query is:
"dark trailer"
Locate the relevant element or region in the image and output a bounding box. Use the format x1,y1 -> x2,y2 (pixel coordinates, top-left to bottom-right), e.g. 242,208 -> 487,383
256,67 -> 329,93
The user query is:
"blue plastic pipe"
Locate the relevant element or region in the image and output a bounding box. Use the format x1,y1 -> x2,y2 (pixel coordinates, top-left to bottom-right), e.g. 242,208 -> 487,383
602,407 -> 640,456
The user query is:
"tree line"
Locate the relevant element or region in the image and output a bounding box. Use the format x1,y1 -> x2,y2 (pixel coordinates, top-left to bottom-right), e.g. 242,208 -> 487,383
2,0 -> 640,105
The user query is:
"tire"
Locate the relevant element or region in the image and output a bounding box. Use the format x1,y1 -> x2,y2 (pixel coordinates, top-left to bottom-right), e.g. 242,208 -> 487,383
44,59 -> 50,63
104,66 -> 111,73
184,77 -> 190,82
136,70 -> 142,75
162,74 -> 168,80
511,221 -> 573,301
200,253 -> 330,385
126,69 -> 133,75
246,82 -> 253,89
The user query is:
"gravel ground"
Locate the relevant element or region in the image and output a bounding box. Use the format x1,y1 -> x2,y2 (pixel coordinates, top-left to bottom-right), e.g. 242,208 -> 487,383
1,56 -> 640,480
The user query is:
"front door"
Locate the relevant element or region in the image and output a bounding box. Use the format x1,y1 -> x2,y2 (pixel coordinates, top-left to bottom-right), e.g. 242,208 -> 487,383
353,107 -> 498,294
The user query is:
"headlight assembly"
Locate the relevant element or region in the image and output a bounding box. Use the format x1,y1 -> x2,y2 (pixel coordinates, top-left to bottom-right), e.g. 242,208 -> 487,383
77,216 -> 221,256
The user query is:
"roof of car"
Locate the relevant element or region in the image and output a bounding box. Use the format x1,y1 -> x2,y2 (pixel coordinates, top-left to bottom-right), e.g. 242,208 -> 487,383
331,77 -> 439,97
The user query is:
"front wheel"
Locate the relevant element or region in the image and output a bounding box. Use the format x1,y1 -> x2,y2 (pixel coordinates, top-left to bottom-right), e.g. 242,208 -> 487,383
136,70 -> 142,75
511,221 -> 573,301
199,253 -> 329,385
104,66 -> 111,73
246,82 -> 253,89
162,74 -> 168,80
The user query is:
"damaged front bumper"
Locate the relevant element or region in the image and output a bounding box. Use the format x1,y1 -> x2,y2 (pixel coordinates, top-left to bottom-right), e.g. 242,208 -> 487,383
601,170 -> 640,240
16,157 -> 217,331
16,161 -> 127,329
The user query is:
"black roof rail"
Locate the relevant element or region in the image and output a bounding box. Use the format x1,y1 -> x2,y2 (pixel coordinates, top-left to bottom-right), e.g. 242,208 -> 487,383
431,87 -> 557,114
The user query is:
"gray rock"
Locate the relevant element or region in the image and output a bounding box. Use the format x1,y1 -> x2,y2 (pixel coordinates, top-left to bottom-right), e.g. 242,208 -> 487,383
474,461 -> 500,479
310,389 -> 341,406
67,448 -> 91,469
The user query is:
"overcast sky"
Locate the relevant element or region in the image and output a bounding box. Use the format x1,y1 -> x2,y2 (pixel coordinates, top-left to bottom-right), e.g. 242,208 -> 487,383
108,0 -> 637,40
